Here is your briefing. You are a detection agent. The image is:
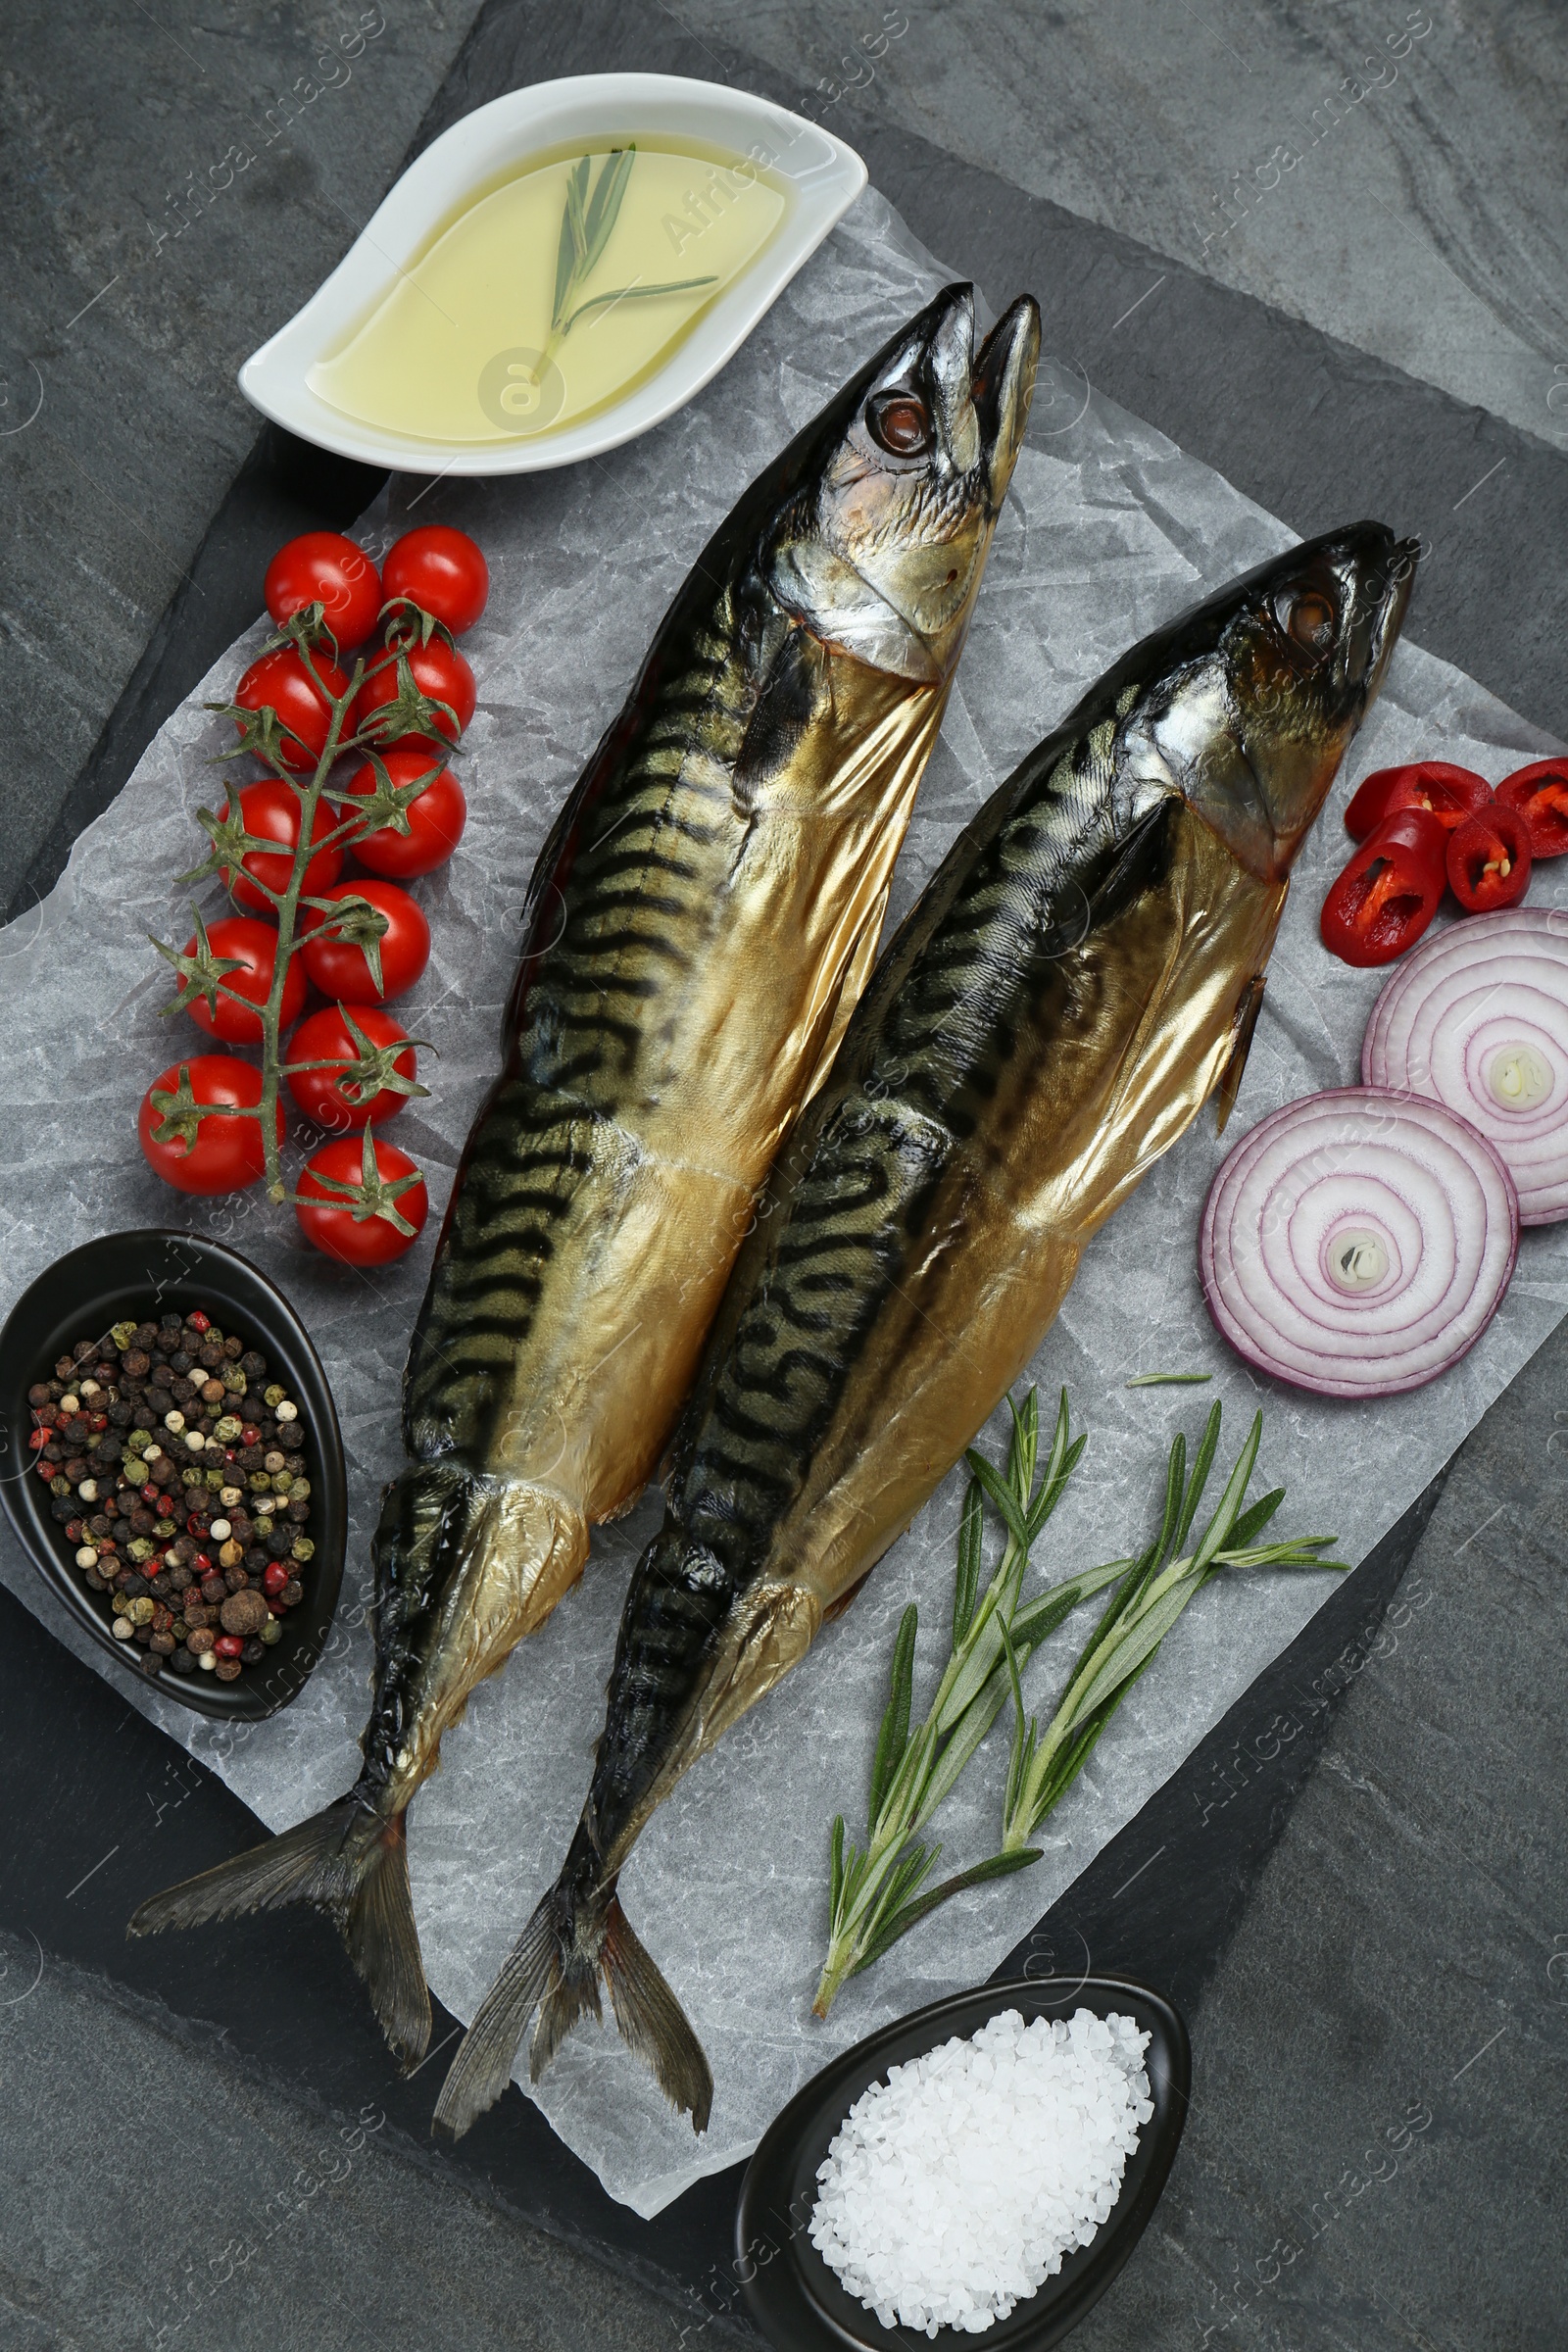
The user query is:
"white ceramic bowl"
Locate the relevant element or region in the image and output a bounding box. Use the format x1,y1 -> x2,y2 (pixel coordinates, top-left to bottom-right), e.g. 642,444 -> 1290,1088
239,74 -> 866,476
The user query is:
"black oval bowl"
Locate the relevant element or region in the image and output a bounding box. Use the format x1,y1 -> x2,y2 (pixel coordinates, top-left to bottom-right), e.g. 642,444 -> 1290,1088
736,1974 -> 1190,2352
0,1229 -> 347,1722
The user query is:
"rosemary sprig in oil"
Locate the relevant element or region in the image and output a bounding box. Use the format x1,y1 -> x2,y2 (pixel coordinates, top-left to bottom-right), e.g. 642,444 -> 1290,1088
539,147 -> 717,373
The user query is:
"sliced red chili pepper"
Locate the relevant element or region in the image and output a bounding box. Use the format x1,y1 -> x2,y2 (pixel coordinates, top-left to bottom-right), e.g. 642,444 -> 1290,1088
1320,807 -> 1447,966
1343,760 -> 1493,841
1495,759 -> 1568,858
1446,803 -> 1532,913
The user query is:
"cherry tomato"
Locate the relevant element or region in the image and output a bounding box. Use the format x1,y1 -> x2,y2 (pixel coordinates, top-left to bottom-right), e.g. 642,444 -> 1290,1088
1320,807 -> 1447,966
285,1004 -> 417,1129
233,646 -> 352,769
301,881 -> 430,1004
1343,761 -> 1492,842
224,780 -> 344,914
380,525 -> 489,634
137,1055 -> 281,1196
182,916 -> 306,1044
1495,759 -> 1568,858
355,638 -> 475,747
264,532 -> 382,651
295,1134 -> 429,1265
1446,803 -> 1533,913
339,746 -> 466,878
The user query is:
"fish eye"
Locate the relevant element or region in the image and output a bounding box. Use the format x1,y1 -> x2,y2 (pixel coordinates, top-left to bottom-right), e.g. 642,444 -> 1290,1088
865,391 -> 935,458
1275,584 -> 1338,654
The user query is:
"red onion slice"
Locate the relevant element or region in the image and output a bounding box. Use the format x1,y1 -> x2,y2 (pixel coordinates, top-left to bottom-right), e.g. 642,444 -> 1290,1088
1362,906 -> 1568,1224
1200,1088 -> 1519,1398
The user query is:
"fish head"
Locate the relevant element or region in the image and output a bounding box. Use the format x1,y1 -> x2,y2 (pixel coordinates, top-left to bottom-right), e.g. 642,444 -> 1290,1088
1137,521 -> 1419,881
768,283 -> 1041,684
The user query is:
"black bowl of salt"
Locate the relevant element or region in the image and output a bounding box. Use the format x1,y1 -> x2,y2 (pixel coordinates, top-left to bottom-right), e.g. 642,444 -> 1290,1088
736,1973 -> 1190,2351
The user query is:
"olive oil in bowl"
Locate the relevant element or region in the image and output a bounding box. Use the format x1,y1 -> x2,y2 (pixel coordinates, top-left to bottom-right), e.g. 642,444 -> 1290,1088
308,136 -> 790,446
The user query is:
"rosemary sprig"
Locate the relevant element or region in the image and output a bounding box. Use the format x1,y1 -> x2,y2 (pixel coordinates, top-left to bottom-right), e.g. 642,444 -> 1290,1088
998,1402 -> 1346,1852
537,147 -> 717,374
813,1390 -> 1347,2016
812,1390 -> 1098,2019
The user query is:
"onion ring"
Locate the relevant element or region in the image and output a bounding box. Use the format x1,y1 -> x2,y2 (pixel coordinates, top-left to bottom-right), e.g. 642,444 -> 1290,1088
1199,1087 -> 1518,1398
1362,906 -> 1568,1224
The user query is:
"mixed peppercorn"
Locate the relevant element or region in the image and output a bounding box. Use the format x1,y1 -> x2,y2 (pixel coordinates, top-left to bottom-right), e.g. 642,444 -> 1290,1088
28,1306 -> 315,1686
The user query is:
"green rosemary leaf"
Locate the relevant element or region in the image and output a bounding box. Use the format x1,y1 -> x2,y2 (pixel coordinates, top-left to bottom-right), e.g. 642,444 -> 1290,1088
964,1448 -> 1029,1548
954,1477 -> 984,1649
560,274 -> 718,334
867,1603 -> 918,1829
1227,1486 -> 1285,1550
1125,1370 -> 1213,1386
581,144 -> 634,274
855,1848 -> 1042,1976
1173,1400 -> 1225,1558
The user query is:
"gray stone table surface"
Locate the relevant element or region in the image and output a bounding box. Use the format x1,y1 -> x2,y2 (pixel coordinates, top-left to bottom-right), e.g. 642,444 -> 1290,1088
1,1 -> 1565,2347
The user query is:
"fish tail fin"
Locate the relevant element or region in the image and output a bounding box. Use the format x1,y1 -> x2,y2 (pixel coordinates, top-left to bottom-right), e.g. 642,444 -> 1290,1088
128,1794 -> 430,2068
599,1891 -> 714,2130
432,1833 -> 712,2141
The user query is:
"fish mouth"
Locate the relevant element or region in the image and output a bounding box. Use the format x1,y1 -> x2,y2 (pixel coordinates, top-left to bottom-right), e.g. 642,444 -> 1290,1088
971,294 -> 1042,509
1360,532 -> 1420,710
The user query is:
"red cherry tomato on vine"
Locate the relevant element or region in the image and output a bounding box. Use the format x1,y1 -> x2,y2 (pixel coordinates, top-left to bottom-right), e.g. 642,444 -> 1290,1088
182,916 -> 306,1044
137,1055 -> 281,1196
233,646 -> 351,769
380,525 -> 489,635
295,1135 -> 429,1264
1495,759 -> 1568,858
264,532 -> 382,650
301,880 -> 430,1004
224,780 -> 344,914
339,747 -> 466,878
356,638 -> 475,747
1320,807 -> 1447,966
285,1004 -> 418,1130
1446,803 -> 1533,913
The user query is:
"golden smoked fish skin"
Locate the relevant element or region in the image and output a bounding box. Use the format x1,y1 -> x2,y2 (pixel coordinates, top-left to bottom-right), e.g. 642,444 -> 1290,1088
127,282 -> 1040,2069
433,521 -> 1416,2137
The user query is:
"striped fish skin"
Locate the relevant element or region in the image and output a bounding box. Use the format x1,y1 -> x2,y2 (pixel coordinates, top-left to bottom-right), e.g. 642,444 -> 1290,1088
432,522 -> 1416,2133
371,282 -> 1040,1817
126,280 -> 1039,2069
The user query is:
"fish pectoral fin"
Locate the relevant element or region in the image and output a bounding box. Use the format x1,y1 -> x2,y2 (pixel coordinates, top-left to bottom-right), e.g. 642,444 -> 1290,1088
402,1483 -> 590,1787
694,1581 -> 822,1755
1214,973 -> 1267,1134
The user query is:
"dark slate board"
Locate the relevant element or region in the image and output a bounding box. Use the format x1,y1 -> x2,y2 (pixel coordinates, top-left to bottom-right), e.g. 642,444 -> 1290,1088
5,0 -> 1561,2327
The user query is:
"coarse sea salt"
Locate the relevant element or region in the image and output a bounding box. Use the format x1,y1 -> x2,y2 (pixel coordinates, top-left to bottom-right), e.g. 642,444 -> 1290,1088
808,2006 -> 1154,2337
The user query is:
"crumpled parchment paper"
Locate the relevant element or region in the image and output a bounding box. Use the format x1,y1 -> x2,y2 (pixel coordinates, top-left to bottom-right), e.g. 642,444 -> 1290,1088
1,188 -> 1563,2217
